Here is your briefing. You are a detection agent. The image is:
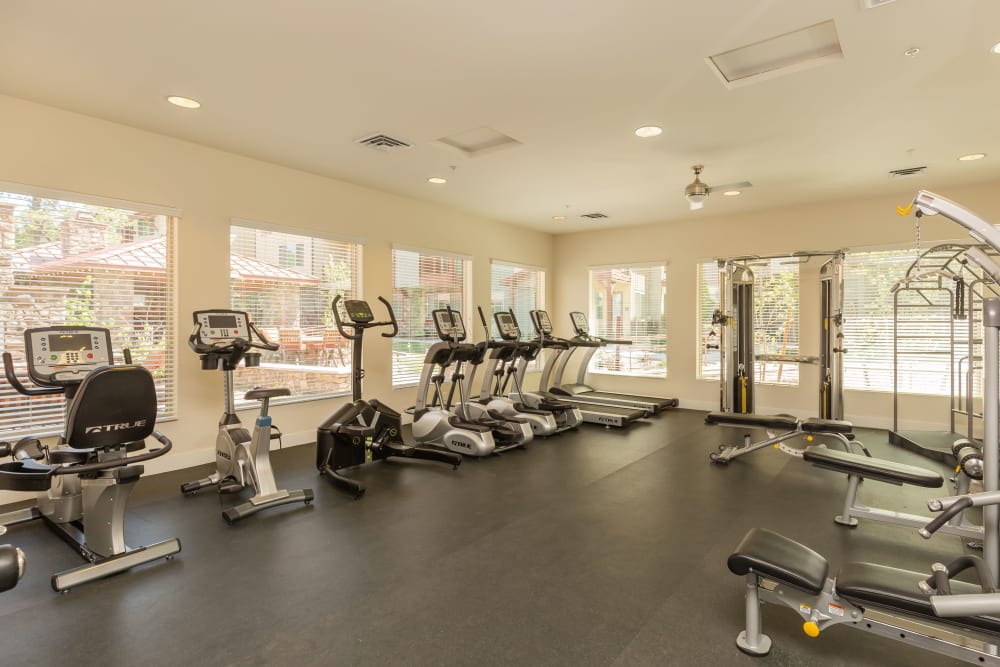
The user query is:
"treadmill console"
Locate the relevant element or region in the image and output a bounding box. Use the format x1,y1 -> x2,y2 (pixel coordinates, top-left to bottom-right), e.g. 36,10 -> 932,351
343,299 -> 375,323
493,312 -> 520,341
569,311 -> 590,335
193,310 -> 251,345
25,326 -> 114,386
432,309 -> 466,342
530,310 -> 553,335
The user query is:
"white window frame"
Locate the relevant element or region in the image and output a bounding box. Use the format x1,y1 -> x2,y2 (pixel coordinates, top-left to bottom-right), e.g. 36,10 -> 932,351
0,182 -> 179,437
587,261 -> 668,379
229,218 -> 363,407
391,245 -> 472,388
490,259 -> 545,367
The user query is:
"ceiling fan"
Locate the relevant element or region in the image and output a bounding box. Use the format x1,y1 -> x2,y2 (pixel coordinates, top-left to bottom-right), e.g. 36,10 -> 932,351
684,165 -> 752,211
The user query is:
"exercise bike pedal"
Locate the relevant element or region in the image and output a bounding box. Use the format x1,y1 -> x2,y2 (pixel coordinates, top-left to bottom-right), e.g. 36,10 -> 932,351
218,478 -> 243,494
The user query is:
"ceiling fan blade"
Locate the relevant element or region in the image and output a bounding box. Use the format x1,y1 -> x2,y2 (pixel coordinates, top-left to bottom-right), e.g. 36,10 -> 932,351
707,181 -> 752,193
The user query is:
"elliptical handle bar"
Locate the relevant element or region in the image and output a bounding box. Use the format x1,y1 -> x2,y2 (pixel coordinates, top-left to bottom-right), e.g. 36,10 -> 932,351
330,295 -> 358,341
2,352 -> 61,396
377,296 -> 399,338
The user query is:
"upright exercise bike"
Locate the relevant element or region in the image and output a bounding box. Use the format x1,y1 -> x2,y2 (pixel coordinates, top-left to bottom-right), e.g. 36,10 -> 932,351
0,325 -> 181,591
181,310 -> 313,524
316,296 -> 461,497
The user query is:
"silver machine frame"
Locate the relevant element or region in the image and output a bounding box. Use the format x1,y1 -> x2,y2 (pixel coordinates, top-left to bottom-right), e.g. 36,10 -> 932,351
891,242 -> 1000,464
714,251 -> 845,419
732,191 -> 1000,664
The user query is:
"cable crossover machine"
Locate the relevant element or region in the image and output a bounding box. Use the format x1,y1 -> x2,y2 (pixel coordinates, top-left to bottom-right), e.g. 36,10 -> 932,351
710,250 -> 846,420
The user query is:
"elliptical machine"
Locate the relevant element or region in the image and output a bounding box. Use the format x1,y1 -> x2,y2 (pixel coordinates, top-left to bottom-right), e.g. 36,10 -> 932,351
181,310 -> 313,524
316,296 -> 461,497
0,326 -> 181,591
458,307 -> 558,437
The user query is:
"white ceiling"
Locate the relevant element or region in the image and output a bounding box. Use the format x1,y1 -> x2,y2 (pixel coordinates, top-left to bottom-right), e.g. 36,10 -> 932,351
1,0 -> 998,233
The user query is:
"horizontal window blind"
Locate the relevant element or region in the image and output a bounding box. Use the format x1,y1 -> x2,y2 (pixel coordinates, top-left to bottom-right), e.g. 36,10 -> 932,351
391,247 -> 469,387
695,259 -> 799,385
230,224 -> 360,404
697,261 -> 721,380
753,258 -> 800,385
842,248 -> 956,395
588,264 -> 667,378
490,260 -> 544,369
0,190 -> 176,437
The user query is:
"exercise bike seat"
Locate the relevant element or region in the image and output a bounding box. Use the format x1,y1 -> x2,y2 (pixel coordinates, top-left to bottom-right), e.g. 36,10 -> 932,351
244,387 -> 291,400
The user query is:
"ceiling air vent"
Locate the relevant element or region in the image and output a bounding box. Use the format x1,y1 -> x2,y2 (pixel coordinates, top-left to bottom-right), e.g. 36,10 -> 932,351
861,0 -> 898,8
355,133 -> 412,152
889,165 -> 927,178
580,212 -> 608,219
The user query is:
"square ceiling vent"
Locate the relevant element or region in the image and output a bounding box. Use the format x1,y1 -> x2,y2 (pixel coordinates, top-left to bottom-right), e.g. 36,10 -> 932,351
435,126 -> 521,158
706,19 -> 843,89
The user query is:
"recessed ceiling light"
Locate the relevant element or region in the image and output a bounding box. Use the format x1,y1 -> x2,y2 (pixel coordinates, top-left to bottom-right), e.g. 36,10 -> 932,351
427,177 -> 447,184
992,41 -> 1000,55
166,95 -> 201,109
723,190 -> 742,197
903,47 -> 920,57
958,153 -> 987,161
552,215 -> 566,221
634,125 -> 663,138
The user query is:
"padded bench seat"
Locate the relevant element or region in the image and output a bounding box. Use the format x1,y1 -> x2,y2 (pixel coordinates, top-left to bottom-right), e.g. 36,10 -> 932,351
799,417 -> 853,434
803,445 -> 944,488
837,561 -> 1000,635
705,412 -> 799,431
727,528 -> 829,595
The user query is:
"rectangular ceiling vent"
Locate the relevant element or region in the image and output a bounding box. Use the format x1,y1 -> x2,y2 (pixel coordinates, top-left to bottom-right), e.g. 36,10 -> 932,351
580,212 -> 608,219
861,0 -> 898,9
356,133 -> 412,152
889,165 -> 927,178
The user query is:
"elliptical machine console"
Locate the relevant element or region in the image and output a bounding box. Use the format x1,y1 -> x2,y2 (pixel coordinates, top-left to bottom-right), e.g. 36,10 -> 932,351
0,325 -> 181,592
181,309 -> 313,524
316,296 -> 461,497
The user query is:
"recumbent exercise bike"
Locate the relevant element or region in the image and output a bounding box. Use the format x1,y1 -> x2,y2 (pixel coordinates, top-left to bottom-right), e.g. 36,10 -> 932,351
0,326 -> 181,592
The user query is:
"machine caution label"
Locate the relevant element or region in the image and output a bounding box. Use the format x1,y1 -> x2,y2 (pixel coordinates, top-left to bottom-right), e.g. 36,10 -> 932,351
827,603 -> 845,617
799,603 -> 811,614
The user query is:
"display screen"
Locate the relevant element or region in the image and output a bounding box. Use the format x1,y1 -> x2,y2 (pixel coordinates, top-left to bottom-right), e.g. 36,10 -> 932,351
495,313 -> 515,332
571,312 -> 588,332
208,314 -> 239,329
49,333 -> 93,352
536,311 -> 551,329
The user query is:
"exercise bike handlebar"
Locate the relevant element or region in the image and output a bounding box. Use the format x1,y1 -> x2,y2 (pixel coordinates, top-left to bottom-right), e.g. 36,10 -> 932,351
2,352 -> 62,397
51,431 -> 173,476
331,295 -> 399,341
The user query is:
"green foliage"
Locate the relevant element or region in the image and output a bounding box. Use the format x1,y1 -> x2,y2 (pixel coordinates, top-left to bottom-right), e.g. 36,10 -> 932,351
65,276 -> 97,326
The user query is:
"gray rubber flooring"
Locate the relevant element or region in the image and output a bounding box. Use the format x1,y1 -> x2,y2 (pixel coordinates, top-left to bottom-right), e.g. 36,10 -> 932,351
0,409 -> 977,666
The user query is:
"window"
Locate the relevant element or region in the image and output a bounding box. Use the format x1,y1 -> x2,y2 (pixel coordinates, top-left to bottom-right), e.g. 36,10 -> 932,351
588,264 -> 666,377
842,247 -> 947,394
696,258 -> 800,385
490,260 -> 544,368
0,188 -> 176,437
391,247 -> 470,387
230,223 -> 361,404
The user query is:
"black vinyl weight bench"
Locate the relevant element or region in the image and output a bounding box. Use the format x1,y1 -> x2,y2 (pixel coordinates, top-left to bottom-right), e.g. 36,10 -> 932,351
705,411 -> 857,464
727,528 -> 1000,663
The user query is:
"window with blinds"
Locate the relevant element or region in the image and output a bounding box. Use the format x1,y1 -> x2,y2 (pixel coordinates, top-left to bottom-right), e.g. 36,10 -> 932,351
842,247 -> 941,394
229,223 -> 361,405
490,260 -> 544,368
0,189 -> 176,437
695,259 -> 799,385
391,247 -> 470,387
588,264 -> 667,378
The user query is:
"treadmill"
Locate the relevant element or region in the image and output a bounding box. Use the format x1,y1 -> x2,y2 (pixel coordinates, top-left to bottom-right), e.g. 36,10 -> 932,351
548,311 -> 679,414
527,310 -> 646,428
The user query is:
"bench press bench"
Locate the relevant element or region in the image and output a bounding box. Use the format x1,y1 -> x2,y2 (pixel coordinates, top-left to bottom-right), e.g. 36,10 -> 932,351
704,411 -> 857,463
728,527 -> 1000,664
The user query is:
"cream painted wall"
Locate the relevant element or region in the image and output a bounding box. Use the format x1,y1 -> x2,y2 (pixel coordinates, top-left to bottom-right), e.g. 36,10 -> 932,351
0,94 -> 554,503
552,180 -> 1000,430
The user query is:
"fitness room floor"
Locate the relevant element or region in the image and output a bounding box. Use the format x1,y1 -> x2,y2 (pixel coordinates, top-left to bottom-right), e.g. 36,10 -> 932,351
0,409 -> 974,666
